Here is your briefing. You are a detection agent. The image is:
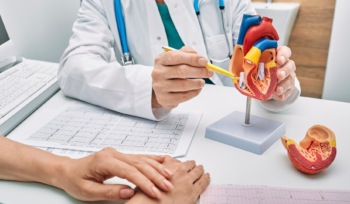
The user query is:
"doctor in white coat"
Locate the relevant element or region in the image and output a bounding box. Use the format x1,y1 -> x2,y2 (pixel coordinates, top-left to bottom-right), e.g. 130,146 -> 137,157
59,0 -> 299,121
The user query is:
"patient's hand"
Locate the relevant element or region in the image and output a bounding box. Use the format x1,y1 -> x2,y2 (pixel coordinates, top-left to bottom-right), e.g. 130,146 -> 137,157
57,148 -> 173,201
127,156 -> 210,204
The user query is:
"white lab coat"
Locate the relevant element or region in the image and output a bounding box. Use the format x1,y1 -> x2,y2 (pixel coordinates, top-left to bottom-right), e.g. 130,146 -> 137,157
58,0 -> 301,121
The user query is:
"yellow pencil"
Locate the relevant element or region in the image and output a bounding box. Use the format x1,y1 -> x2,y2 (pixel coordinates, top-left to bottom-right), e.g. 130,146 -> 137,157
162,46 -> 237,84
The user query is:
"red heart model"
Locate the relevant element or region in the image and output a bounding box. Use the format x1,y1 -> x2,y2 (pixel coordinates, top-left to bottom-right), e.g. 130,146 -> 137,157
229,14 -> 279,100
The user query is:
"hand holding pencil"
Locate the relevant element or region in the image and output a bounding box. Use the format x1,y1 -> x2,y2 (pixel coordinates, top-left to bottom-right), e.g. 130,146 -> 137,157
152,46 -> 214,110
162,46 -> 237,84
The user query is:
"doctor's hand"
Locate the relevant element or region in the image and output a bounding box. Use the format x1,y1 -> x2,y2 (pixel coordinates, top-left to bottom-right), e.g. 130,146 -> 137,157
152,46 -> 214,110
57,148 -> 174,201
269,46 -> 296,101
126,156 -> 211,204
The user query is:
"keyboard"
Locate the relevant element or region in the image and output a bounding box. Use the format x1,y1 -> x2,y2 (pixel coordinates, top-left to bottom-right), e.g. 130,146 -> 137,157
0,59 -> 60,135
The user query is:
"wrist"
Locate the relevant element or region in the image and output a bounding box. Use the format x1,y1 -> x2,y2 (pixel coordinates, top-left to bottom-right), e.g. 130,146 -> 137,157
126,189 -> 158,204
46,156 -> 73,189
152,89 -> 162,108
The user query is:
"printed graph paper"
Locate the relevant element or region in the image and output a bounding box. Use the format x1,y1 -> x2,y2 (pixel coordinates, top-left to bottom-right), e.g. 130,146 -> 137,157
25,106 -> 195,155
200,185 -> 350,204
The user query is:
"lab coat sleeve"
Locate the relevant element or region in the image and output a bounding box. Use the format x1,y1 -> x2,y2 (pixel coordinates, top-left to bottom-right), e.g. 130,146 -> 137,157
229,0 -> 301,112
58,0 -> 169,121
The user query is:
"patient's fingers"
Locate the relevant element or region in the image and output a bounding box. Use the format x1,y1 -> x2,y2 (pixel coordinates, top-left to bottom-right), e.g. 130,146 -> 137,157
188,165 -> 204,183
103,158 -> 161,198
113,152 -> 170,180
194,173 -> 211,195
142,154 -> 165,163
79,182 -> 134,201
143,157 -> 174,179
182,160 -> 196,172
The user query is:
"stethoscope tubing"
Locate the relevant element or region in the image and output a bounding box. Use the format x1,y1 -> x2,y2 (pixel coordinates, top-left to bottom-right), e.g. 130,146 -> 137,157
194,0 -> 231,63
194,0 -> 224,13
114,0 -> 129,54
115,0 -> 231,64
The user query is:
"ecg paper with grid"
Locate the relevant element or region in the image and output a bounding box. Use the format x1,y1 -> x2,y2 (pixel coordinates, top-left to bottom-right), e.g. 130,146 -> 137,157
12,101 -> 202,157
200,185 -> 350,204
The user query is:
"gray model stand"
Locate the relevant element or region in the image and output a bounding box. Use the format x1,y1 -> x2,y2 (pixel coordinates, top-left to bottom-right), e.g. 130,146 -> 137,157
205,97 -> 286,155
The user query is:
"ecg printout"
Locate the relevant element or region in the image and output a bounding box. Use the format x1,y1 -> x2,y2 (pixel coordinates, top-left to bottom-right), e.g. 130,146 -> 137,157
12,101 -> 202,157
200,185 -> 350,204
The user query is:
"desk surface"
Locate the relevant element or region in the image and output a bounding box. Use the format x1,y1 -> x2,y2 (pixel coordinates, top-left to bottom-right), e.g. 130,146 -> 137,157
2,85 -> 350,204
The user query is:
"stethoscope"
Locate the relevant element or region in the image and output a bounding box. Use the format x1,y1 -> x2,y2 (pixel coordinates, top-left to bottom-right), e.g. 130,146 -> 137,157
114,0 -> 135,66
114,0 -> 231,66
194,0 -> 231,63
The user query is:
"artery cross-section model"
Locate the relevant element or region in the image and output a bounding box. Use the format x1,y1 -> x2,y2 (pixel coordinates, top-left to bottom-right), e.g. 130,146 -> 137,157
229,14 -> 279,100
281,125 -> 337,174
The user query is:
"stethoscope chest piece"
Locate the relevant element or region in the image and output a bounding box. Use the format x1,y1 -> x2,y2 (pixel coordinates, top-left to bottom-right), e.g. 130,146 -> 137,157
115,0 -> 135,66
121,53 -> 135,66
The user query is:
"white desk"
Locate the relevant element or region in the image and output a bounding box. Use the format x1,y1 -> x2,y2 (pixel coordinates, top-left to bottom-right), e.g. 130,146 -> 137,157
2,85 -> 350,204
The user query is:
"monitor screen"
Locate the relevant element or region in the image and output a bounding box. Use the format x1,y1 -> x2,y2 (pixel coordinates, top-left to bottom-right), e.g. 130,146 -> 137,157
0,15 -> 10,46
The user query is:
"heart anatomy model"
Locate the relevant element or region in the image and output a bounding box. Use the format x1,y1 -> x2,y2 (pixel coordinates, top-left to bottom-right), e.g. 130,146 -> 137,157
229,14 -> 279,100
281,125 -> 337,174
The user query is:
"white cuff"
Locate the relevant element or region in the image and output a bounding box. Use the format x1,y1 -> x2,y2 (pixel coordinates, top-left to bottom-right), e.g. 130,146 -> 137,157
133,66 -> 171,121
152,108 -> 171,121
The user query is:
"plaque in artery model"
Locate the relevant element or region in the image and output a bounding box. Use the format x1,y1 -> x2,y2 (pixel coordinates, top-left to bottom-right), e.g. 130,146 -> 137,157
281,125 -> 337,174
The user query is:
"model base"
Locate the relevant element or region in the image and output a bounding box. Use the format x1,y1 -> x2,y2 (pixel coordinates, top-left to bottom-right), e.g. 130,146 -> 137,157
205,111 -> 286,155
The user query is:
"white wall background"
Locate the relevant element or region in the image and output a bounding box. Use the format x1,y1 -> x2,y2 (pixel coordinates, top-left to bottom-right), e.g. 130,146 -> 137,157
0,0 -> 80,63
322,0 -> 350,103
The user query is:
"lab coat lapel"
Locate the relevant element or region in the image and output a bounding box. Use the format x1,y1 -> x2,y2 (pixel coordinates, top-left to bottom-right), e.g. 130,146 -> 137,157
164,0 -> 208,59
104,0 -> 168,65
165,0 -> 223,85
142,0 -> 169,61
100,0 -> 222,85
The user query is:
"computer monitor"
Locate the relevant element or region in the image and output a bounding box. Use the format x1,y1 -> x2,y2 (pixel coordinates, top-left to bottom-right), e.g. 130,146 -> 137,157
0,15 -> 16,65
